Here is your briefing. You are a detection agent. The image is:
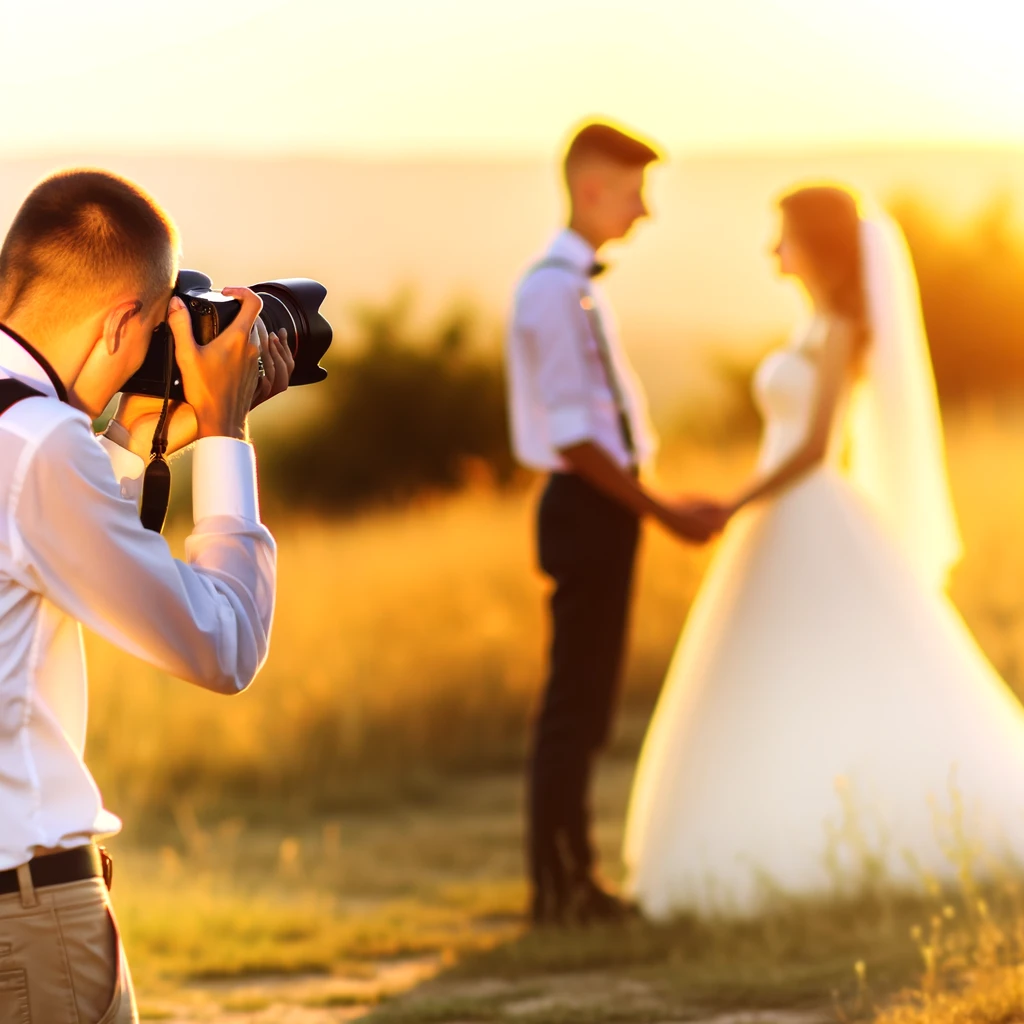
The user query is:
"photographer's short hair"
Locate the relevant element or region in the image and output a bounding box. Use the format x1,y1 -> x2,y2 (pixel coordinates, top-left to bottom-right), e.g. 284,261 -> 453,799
0,169 -> 178,323
563,121 -> 662,181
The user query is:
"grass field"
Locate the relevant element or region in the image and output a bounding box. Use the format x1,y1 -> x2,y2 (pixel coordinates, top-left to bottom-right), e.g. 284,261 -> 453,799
83,403 -> 1024,1021
111,756 -> 984,1023
85,437 -> 749,828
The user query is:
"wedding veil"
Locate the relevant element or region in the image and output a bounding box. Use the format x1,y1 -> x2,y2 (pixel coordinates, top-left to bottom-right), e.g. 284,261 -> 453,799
845,207 -> 963,591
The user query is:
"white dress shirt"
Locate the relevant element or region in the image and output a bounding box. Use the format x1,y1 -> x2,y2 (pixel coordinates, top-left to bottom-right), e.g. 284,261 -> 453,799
505,228 -> 657,473
0,328 -> 277,871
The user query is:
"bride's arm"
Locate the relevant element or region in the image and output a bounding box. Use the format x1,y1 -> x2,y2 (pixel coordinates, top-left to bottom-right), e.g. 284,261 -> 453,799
728,317 -> 860,512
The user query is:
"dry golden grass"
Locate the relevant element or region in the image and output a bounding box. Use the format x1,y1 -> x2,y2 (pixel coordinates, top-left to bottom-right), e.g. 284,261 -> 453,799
879,965 -> 1024,1024
112,759 -> 1024,1023
85,439 -> 750,824
81,402 -> 1024,1021
85,405 -> 1024,824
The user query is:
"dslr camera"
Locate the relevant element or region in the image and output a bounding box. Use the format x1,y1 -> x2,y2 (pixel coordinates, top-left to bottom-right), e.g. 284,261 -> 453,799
123,270 -> 332,401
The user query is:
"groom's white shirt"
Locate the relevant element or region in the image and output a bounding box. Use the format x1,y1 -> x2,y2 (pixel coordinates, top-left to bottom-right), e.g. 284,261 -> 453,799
0,327 -> 277,871
506,229 -> 657,473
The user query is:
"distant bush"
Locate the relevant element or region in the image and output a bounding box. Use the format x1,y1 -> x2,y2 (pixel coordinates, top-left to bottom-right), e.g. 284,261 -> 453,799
892,193 -> 1024,400
259,292 -> 517,514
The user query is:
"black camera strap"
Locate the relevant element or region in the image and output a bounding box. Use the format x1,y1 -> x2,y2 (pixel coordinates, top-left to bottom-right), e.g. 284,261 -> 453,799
139,331 -> 174,533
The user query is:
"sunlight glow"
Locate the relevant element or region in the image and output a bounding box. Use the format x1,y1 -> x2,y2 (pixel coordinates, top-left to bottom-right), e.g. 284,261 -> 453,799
0,0 -> 1020,158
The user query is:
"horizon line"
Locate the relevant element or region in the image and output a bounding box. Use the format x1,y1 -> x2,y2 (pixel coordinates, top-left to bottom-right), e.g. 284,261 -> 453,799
1,142 -> 1021,167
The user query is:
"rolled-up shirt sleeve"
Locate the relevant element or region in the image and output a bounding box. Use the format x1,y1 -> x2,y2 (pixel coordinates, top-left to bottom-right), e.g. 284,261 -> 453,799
521,276 -> 595,450
11,415 -> 276,695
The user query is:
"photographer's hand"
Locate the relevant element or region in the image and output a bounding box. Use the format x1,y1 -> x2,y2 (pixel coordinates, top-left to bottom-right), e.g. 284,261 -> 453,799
170,287 -> 263,440
251,322 -> 295,409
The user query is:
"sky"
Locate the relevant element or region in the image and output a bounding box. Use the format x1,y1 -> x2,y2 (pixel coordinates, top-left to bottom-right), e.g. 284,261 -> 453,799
0,0 -> 1021,159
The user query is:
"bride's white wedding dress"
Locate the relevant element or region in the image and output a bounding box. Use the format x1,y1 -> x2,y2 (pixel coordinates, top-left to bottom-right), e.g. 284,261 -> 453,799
623,319 -> 1024,919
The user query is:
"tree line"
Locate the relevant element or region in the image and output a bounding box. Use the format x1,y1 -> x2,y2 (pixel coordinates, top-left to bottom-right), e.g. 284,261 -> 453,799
253,196 -> 1024,514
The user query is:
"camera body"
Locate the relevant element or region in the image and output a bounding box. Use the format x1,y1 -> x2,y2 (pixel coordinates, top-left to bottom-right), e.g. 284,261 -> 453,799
123,270 -> 332,402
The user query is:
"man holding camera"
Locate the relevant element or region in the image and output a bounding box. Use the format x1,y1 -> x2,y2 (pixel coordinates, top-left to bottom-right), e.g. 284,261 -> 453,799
0,169 -> 291,1022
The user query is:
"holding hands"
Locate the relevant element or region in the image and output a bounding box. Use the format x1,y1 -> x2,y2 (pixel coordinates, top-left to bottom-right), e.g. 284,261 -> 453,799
657,495 -> 737,545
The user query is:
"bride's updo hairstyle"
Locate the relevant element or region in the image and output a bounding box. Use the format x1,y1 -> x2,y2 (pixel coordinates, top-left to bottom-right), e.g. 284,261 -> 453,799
779,185 -> 866,324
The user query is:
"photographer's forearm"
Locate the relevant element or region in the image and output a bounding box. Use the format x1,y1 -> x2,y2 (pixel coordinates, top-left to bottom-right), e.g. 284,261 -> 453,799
558,441 -> 662,519
106,394 -> 203,459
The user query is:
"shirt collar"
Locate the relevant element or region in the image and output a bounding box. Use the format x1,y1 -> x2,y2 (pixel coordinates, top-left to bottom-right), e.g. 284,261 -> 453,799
545,228 -> 597,272
0,324 -> 69,403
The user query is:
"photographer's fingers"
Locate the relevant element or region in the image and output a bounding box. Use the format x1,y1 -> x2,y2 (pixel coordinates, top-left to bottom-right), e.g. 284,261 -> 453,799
252,372 -> 271,409
252,317 -> 270,392
221,286 -> 264,341
261,330 -> 278,391
268,335 -> 289,396
254,315 -> 269,352
251,330 -> 277,408
251,333 -> 293,409
167,295 -> 199,369
277,327 -> 295,381
237,301 -> 263,408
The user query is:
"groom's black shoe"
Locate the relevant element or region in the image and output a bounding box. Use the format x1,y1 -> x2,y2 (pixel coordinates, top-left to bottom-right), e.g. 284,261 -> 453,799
570,878 -> 640,926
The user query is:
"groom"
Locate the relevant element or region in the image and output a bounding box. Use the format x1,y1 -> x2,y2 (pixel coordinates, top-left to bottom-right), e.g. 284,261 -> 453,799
506,119 -> 719,926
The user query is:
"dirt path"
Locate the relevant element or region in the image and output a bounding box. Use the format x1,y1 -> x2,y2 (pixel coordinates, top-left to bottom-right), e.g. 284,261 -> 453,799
140,958 -> 832,1024
136,954 -> 442,1022
119,762 -> 856,1023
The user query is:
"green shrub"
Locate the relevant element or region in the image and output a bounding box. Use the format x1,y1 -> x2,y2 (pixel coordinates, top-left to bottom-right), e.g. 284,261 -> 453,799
259,293 -> 518,514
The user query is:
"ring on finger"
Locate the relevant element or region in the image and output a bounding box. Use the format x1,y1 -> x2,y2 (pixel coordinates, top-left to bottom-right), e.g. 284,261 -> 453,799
257,357 -> 267,379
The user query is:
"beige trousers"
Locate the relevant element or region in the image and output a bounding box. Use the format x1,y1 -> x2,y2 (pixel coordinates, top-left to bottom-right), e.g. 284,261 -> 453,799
0,866 -> 137,1024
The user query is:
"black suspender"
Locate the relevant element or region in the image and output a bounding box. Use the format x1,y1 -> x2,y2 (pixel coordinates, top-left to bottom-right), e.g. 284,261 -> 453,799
528,258 -> 638,469
0,378 -> 44,417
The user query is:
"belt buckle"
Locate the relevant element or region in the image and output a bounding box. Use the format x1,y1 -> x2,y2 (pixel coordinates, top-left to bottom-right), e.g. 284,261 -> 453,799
98,846 -> 113,891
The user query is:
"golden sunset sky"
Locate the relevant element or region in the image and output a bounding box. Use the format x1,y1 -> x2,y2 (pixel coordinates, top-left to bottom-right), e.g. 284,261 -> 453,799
0,0 -> 1021,158
1,0 -> 1021,419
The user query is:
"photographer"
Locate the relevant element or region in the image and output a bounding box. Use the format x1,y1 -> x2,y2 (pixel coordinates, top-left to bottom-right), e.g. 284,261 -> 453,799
0,170 -> 292,1022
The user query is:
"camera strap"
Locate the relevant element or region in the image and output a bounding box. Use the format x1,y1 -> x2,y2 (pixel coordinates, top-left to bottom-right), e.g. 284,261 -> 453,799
139,333 -> 173,533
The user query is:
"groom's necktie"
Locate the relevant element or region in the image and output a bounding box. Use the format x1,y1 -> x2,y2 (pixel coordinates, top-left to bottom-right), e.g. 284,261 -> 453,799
529,258 -> 637,470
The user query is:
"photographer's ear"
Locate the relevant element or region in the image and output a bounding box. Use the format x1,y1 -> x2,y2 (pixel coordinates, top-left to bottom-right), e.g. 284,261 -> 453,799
103,299 -> 144,356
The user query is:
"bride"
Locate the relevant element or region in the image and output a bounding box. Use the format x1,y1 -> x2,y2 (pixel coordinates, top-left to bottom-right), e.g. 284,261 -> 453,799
623,184 -> 1024,919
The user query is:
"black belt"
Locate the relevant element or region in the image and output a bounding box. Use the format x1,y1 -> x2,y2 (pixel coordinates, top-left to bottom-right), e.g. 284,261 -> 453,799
0,845 -> 111,897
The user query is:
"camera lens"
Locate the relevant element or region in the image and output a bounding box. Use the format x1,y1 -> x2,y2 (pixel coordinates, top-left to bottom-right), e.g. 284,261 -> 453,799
256,293 -> 300,352
252,279 -> 331,386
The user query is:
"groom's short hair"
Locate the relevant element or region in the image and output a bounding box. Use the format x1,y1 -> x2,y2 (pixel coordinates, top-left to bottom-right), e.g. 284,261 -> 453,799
563,121 -> 662,180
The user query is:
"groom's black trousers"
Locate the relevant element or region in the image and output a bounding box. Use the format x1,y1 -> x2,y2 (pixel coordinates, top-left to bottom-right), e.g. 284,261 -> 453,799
529,472 -> 641,906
